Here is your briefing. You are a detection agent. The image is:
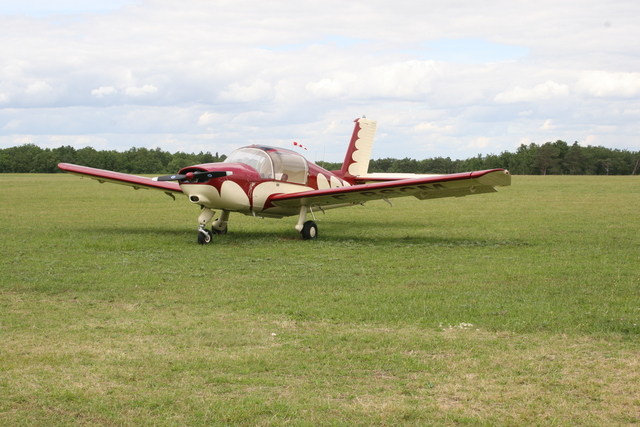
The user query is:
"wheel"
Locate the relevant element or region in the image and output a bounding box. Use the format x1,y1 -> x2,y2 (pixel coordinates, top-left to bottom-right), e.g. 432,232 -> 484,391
212,222 -> 228,235
301,220 -> 318,240
198,228 -> 212,244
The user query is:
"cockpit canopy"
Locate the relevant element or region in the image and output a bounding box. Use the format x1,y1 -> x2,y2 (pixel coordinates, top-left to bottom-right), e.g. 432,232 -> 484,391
224,146 -> 308,185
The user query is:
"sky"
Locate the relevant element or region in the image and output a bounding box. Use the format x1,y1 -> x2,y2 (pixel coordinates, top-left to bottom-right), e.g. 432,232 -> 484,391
1,0 -> 639,163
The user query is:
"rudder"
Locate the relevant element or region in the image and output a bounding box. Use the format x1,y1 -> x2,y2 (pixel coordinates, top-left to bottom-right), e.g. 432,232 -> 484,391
340,117 -> 378,177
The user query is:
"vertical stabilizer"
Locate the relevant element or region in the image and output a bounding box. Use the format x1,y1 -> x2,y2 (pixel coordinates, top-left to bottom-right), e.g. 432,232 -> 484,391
340,117 -> 378,177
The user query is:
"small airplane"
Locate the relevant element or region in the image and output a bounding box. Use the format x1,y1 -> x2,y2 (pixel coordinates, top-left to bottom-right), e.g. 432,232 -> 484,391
58,117 -> 511,244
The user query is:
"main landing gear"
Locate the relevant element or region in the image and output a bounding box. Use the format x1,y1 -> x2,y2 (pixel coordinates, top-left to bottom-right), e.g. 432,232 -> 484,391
295,206 -> 318,240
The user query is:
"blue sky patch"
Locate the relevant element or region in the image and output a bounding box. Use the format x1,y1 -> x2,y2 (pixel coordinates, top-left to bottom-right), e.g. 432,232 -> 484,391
0,0 -> 138,17
419,38 -> 529,63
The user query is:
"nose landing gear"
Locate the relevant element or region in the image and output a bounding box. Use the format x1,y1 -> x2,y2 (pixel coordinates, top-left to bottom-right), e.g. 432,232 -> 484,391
196,207 -> 229,244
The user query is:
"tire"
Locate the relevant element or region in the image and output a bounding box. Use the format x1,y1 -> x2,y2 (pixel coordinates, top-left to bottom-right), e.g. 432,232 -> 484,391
198,229 -> 212,244
212,223 -> 228,235
301,220 -> 318,240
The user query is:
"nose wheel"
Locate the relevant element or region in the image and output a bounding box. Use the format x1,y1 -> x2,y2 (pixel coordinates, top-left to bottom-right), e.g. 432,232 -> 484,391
198,227 -> 212,244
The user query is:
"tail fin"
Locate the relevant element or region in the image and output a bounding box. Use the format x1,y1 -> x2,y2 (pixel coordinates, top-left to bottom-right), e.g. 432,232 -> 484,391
340,117 -> 378,177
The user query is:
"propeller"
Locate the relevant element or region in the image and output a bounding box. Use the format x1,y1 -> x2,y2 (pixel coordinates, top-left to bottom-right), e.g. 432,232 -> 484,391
152,170 -> 232,182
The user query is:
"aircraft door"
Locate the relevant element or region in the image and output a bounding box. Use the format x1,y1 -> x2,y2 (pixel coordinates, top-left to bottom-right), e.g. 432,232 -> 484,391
268,151 -> 308,185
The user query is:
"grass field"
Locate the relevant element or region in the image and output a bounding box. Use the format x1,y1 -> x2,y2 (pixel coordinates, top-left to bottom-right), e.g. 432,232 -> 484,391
1,173 -> 639,426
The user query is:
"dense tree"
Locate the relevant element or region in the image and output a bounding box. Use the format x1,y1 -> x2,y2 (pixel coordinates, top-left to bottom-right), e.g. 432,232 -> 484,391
0,145 -> 225,174
1,141 -> 638,175
388,157 -> 418,173
532,142 -> 561,175
458,154 -> 484,172
509,144 -> 537,175
1,144 -> 44,172
368,158 -> 397,173
315,160 -> 342,171
564,142 -> 586,175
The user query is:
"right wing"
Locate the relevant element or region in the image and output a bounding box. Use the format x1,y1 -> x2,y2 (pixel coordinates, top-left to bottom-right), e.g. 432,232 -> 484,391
58,163 -> 183,195
267,169 -> 510,208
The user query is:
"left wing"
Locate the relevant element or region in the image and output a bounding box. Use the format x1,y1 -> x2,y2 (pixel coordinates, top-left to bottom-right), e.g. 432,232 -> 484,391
267,169 -> 510,208
58,163 -> 183,195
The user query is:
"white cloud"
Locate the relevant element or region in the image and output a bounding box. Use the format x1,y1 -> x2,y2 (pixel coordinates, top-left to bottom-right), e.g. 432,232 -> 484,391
494,81 -> 570,103
518,137 -> 531,146
362,61 -> 439,99
583,135 -> 598,146
197,111 -> 220,126
47,135 -> 109,148
306,78 -> 347,99
465,137 -> 490,150
91,86 -> 117,98
413,122 -> 453,134
25,81 -> 53,95
540,119 -> 555,131
576,71 -> 640,98
124,85 -> 158,97
2,119 -> 21,131
0,135 -> 33,146
219,79 -> 273,103
0,0 -> 138,16
1,0 -> 640,159
306,61 -> 440,101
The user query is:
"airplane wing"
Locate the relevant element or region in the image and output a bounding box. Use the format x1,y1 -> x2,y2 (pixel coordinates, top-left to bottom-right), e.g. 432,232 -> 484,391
58,163 -> 183,195
352,172 -> 446,183
267,169 -> 510,208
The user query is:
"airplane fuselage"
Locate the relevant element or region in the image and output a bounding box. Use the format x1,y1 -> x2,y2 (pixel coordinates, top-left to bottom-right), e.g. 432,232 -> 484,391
177,146 -> 352,218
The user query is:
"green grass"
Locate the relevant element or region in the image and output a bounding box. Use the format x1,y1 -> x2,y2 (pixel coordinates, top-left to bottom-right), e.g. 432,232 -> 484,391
1,174 -> 639,425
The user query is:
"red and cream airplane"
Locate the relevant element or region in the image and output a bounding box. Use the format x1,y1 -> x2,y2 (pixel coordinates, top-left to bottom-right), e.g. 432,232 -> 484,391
58,118 -> 511,244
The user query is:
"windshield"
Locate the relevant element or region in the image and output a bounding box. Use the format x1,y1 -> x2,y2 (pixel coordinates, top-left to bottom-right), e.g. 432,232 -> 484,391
224,148 -> 274,179
225,146 -> 308,184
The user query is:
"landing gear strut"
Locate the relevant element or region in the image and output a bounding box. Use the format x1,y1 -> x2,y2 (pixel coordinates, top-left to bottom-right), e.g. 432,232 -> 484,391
211,210 -> 230,235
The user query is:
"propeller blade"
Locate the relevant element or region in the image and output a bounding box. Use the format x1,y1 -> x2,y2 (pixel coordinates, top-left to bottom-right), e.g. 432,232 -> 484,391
193,171 -> 232,179
153,174 -> 187,182
152,170 -> 232,182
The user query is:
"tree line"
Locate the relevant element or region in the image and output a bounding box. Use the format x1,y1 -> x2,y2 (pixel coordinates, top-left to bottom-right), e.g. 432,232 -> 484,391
1,140 -> 639,175
0,144 -> 226,174
321,140 -> 639,175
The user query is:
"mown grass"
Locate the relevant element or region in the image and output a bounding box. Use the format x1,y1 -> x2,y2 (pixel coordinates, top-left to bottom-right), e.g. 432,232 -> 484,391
1,174 -> 639,425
